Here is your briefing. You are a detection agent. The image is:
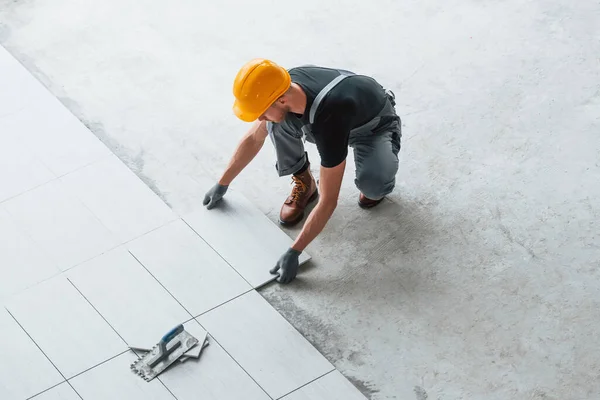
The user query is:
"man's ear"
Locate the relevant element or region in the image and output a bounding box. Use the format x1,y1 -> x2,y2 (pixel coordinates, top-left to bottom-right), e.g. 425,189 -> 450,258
277,87 -> 293,104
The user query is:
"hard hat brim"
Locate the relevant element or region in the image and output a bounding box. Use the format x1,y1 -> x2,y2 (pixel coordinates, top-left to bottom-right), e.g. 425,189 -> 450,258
232,99 -> 263,123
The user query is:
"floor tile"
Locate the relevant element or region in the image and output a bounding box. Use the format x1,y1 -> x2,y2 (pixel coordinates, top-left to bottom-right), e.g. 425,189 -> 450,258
197,291 -> 334,399
0,103 -> 110,177
67,246 -> 190,346
0,309 -> 64,400
127,219 -> 251,317
30,383 -> 80,400
158,321 -> 270,400
182,190 -> 311,287
0,47 -> 108,177
0,45 -> 56,117
0,132 -> 55,203
280,371 -> 367,400
0,206 -> 61,301
6,276 -> 127,378
3,180 -> 119,271
69,352 -> 175,400
60,154 -> 177,243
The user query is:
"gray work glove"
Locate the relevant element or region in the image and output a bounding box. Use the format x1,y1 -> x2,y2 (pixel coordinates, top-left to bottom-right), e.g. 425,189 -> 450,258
202,183 -> 228,210
270,248 -> 301,284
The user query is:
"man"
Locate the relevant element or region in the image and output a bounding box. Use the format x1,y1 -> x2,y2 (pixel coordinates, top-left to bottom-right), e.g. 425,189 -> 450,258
203,59 -> 402,284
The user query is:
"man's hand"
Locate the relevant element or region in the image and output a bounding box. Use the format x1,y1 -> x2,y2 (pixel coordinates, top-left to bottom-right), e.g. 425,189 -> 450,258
203,183 -> 228,209
270,248 -> 301,284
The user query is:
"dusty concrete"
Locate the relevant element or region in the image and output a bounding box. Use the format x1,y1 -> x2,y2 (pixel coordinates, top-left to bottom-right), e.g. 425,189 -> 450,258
1,0 -> 599,398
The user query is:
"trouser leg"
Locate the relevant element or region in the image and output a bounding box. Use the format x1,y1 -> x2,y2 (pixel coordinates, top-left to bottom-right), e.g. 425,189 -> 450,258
266,120 -> 309,177
352,118 -> 402,200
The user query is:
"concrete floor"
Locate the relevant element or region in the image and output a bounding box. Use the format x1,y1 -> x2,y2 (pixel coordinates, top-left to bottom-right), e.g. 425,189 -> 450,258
1,0 -> 599,398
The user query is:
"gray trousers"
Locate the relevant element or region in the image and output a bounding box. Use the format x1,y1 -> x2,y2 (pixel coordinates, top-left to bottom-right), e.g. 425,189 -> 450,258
267,96 -> 401,200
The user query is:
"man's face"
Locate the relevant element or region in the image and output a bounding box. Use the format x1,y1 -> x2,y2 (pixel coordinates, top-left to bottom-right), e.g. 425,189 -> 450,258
258,100 -> 289,123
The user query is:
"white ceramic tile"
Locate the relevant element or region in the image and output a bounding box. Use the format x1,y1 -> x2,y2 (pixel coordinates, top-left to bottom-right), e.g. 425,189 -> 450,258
60,154 -> 177,243
281,371 -> 367,400
3,180 -> 119,271
0,309 -> 64,400
0,46 -> 107,183
127,219 -> 252,317
69,352 -> 175,400
0,206 -> 61,301
182,190 -> 311,287
0,45 -> 56,117
30,383 -> 80,400
0,103 -> 110,177
6,276 -> 127,378
0,132 -> 55,203
197,291 -> 334,399
159,321 -> 270,400
67,246 -> 190,346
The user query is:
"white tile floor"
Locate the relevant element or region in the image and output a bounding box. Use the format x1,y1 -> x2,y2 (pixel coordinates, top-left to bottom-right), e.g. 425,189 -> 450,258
0,45 -> 366,399
127,219 -> 252,317
29,383 -> 80,400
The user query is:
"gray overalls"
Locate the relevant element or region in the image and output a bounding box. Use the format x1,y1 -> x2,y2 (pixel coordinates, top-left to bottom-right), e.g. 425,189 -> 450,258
267,70 -> 402,200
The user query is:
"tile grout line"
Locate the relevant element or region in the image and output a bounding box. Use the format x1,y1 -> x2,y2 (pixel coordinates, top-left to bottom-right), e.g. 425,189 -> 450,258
63,380 -> 84,400
189,318 -> 275,400
64,349 -> 130,381
5,307 -> 71,399
184,288 -> 255,322
127,250 -> 197,319
53,152 -> 179,264
66,277 -> 130,347
64,277 -> 145,386
275,368 -> 337,399
66,276 -> 153,384
54,153 -> 113,180
182,218 -> 257,288
0,175 -> 59,206
25,381 -> 67,400
0,150 -> 112,207
65,380 -> 84,400
61,216 -> 180,275
156,376 -> 180,400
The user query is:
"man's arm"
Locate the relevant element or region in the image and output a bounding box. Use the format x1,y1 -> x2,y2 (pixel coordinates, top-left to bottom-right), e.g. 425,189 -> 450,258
291,159 -> 346,252
218,120 -> 269,185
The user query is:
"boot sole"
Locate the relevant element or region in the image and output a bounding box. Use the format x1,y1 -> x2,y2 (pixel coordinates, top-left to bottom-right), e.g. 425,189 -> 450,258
358,197 -> 384,209
278,190 -> 319,226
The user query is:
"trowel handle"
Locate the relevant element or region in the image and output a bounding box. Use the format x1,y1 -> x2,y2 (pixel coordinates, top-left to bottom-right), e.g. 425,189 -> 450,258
158,324 -> 184,354
161,324 -> 184,344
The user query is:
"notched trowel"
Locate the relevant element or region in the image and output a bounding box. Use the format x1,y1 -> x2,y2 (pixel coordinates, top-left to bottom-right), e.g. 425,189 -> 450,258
130,324 -> 199,381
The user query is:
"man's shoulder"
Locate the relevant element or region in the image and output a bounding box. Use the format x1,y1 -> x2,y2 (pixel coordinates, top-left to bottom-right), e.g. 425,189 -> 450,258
288,64 -> 322,72
288,64 -> 355,75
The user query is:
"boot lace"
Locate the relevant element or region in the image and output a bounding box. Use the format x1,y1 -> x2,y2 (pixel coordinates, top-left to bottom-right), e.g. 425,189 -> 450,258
290,176 -> 307,202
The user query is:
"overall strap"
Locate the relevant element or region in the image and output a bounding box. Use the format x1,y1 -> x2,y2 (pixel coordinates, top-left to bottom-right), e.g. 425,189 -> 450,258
309,71 -> 352,124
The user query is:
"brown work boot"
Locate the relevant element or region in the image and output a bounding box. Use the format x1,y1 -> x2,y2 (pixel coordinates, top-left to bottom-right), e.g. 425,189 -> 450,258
358,193 -> 384,209
279,167 -> 318,226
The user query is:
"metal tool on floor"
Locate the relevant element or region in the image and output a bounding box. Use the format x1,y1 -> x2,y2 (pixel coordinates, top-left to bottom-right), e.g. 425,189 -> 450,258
130,338 -> 209,363
130,324 -> 208,381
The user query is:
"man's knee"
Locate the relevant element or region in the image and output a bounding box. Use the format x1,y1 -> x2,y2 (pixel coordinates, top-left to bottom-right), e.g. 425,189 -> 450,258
354,168 -> 397,200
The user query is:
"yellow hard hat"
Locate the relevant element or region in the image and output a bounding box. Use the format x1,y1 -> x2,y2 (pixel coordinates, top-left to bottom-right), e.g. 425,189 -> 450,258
232,58 -> 291,122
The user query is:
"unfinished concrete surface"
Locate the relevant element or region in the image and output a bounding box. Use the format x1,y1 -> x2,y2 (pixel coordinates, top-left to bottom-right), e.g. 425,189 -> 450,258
1,0 -> 599,398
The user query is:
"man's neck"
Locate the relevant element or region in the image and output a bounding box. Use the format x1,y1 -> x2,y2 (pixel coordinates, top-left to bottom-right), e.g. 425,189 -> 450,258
287,83 -> 307,116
